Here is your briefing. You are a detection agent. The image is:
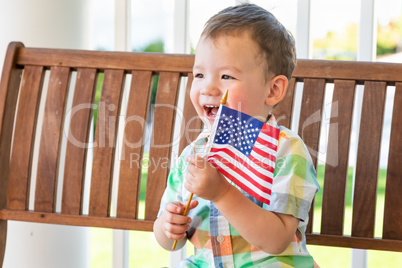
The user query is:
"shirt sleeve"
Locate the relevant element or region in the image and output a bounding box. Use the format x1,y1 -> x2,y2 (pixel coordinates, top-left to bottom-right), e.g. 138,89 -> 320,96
264,127 -> 320,222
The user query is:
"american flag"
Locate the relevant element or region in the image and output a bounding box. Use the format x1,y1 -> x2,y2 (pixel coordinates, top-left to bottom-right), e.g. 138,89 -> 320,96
207,106 -> 280,205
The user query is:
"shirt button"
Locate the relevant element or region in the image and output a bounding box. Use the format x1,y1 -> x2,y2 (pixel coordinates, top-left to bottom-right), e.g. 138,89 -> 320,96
217,235 -> 225,243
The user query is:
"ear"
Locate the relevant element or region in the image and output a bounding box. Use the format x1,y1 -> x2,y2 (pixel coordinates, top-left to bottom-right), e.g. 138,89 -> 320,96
265,75 -> 288,106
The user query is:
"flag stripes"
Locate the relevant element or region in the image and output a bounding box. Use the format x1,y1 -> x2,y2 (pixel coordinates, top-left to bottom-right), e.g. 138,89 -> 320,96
206,106 -> 280,205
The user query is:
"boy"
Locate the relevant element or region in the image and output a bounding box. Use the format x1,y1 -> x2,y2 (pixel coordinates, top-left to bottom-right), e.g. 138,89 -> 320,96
153,3 -> 320,267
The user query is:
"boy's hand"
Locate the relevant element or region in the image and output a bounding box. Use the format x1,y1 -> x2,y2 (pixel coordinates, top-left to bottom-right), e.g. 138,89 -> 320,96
159,200 -> 198,241
185,155 -> 231,202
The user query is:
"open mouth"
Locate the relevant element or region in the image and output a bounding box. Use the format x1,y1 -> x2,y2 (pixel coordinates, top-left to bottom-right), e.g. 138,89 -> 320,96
203,104 -> 220,118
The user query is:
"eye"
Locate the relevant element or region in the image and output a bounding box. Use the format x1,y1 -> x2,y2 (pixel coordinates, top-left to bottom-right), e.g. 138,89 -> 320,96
195,73 -> 204,78
222,74 -> 235,80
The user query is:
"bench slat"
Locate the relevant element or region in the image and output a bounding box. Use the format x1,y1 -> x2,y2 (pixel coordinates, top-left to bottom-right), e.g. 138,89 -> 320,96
306,233 -> 402,252
17,47 -> 194,73
321,80 -> 355,235
0,43 -> 24,266
0,209 -> 154,231
116,71 -> 153,219
62,68 -> 97,215
35,67 -> 70,213
293,60 -> 402,84
0,42 -> 24,136
89,69 -> 124,217
145,72 -> 181,221
0,42 -> 24,210
7,66 -> 44,210
178,74 -> 203,155
298,78 -> 325,168
274,77 -> 296,129
383,82 -> 402,240
298,78 -> 325,233
352,81 -> 387,238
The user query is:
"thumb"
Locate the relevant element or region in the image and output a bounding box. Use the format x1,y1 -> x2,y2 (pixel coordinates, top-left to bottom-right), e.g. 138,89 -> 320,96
179,199 -> 199,215
189,199 -> 199,210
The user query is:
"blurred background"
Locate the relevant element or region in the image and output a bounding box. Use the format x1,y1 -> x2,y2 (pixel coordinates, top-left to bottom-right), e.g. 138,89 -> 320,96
0,0 -> 401,267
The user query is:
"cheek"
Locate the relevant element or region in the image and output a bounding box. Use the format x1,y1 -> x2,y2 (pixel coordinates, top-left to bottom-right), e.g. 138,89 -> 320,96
190,87 -> 202,112
227,93 -> 247,110
189,86 -> 197,105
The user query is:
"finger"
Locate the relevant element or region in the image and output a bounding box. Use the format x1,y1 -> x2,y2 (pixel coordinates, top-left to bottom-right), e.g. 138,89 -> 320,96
186,155 -> 206,168
166,231 -> 187,241
164,223 -> 190,240
186,162 -> 196,176
188,200 -> 198,210
181,199 -> 198,208
171,214 -> 192,225
184,174 -> 195,192
163,210 -> 192,225
165,202 -> 185,214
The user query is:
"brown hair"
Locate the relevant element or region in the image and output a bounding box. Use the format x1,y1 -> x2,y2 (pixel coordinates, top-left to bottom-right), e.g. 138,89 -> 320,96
201,3 -> 296,80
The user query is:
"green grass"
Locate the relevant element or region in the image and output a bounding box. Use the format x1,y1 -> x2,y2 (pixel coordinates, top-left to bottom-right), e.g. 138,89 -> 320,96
90,165 -> 402,267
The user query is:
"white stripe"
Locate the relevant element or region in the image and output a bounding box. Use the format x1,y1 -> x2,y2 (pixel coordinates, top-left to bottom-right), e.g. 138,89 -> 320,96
210,144 -> 274,177
259,131 -> 278,146
253,140 -> 277,156
250,151 -> 276,168
209,158 -> 272,200
209,148 -> 273,187
250,142 -> 276,168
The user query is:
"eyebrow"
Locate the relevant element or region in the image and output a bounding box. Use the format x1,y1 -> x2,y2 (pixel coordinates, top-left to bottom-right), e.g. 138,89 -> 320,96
192,64 -> 203,71
218,65 -> 242,73
193,64 -> 242,73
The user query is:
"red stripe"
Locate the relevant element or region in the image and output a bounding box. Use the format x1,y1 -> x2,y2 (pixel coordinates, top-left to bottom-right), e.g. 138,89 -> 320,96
256,136 -> 277,151
208,153 -> 273,192
261,123 -> 280,139
248,153 -> 275,173
251,145 -> 277,164
209,147 -> 274,180
209,159 -> 271,205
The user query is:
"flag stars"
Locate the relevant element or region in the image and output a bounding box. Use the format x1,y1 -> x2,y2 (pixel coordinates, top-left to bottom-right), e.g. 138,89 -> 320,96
212,107 -> 267,154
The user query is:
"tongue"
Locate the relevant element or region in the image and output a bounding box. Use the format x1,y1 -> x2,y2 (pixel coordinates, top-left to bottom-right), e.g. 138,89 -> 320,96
210,107 -> 219,116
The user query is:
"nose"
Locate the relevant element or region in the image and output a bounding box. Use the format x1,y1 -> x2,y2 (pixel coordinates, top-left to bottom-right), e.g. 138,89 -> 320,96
200,80 -> 221,96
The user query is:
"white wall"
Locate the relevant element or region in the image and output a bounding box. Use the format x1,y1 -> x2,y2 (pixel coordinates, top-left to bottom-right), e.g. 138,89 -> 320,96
0,0 -> 92,74
0,0 -> 91,267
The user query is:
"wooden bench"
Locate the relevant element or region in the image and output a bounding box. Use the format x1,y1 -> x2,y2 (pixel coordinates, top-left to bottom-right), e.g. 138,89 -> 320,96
0,42 -> 401,266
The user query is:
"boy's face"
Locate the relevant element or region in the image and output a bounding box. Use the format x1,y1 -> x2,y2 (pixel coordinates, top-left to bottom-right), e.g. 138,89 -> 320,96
190,33 -> 273,129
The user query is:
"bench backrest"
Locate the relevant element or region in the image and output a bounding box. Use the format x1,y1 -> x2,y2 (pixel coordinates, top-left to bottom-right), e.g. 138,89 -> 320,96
0,42 -> 401,265
0,42 -> 201,264
275,60 -> 402,251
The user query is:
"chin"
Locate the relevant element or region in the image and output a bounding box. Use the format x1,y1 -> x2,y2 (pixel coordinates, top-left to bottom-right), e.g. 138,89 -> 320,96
198,116 -> 215,132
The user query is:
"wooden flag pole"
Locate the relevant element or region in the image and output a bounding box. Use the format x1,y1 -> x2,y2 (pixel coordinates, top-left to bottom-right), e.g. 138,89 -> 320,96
171,89 -> 229,251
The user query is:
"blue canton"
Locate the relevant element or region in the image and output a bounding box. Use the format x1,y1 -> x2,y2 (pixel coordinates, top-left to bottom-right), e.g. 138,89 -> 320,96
214,106 -> 264,157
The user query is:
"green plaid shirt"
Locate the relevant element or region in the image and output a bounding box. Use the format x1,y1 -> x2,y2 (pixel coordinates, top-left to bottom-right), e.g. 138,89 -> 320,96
158,116 -> 320,267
